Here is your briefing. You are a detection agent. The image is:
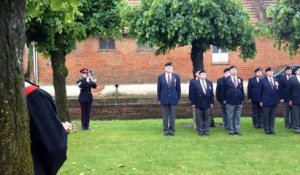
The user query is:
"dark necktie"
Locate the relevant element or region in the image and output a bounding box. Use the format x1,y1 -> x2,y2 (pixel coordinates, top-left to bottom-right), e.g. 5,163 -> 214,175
270,78 -> 274,88
234,77 -> 238,87
202,79 -> 207,94
168,74 -> 171,87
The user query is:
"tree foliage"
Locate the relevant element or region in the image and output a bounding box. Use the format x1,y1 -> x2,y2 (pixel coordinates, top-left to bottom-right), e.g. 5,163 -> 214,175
267,0 -> 300,56
26,0 -> 123,121
27,0 -> 81,22
26,0 -> 123,56
126,0 -> 256,61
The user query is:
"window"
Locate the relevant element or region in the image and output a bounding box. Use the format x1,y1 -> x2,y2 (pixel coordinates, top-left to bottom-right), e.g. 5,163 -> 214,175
99,38 -> 115,51
71,42 -> 77,51
137,44 -> 155,52
211,45 -> 229,64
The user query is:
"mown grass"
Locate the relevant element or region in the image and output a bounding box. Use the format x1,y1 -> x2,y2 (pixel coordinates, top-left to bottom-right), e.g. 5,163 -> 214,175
58,118 -> 300,175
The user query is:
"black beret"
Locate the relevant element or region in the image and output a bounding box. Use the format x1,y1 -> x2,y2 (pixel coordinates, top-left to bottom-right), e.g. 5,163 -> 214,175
285,66 -> 292,71
223,68 -> 230,73
229,65 -> 237,70
164,62 -> 172,67
199,69 -> 206,74
295,67 -> 300,71
80,68 -> 89,74
265,67 -> 274,72
254,68 -> 263,73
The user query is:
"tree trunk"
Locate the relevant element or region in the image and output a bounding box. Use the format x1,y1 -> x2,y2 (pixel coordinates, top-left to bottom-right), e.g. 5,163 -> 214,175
50,50 -> 70,122
191,41 -> 204,77
0,1 -> 34,175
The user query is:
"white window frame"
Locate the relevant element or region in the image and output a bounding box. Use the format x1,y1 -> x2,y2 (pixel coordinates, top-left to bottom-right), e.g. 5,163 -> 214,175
211,45 -> 229,64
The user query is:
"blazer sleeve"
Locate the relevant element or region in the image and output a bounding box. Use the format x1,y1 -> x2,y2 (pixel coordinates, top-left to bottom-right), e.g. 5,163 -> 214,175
78,79 -> 88,88
278,77 -> 284,100
220,79 -> 227,103
157,76 -> 161,101
210,81 -> 214,105
189,80 -> 195,105
247,79 -> 251,100
241,78 -> 245,101
176,75 -> 181,100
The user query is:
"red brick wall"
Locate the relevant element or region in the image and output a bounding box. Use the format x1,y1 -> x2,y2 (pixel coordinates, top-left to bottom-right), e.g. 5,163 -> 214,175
37,37 -> 300,86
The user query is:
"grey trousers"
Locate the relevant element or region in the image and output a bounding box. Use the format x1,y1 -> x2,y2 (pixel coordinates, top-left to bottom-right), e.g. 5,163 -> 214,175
219,102 -> 227,129
292,105 -> 300,130
226,104 -> 242,134
161,104 -> 177,133
284,102 -> 293,128
263,106 -> 277,133
195,108 -> 211,133
251,101 -> 264,128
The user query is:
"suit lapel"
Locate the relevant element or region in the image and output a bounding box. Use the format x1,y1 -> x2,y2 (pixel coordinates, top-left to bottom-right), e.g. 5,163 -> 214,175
295,77 -> 300,85
230,77 -> 235,87
196,80 -> 204,94
266,77 -> 273,89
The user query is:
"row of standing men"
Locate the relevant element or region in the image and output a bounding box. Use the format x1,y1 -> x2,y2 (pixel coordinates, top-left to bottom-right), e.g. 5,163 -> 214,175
157,62 -> 300,136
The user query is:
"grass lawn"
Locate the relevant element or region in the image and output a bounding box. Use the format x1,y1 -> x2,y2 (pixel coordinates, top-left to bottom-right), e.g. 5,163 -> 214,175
58,117 -> 300,175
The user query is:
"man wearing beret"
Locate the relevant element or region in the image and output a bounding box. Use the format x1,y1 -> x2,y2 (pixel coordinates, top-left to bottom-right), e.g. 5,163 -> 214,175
157,62 -> 181,136
289,67 -> 300,133
247,68 -> 264,128
77,69 -> 97,130
279,66 -> 294,128
221,65 -> 245,135
216,67 -> 230,130
189,70 -> 214,135
259,67 -> 280,134
189,70 -> 200,129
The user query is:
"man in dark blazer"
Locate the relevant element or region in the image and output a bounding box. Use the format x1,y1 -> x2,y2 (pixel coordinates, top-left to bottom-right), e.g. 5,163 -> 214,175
23,52 -> 67,175
189,70 -> 214,135
289,67 -> 300,133
190,71 -> 215,129
157,62 -> 181,136
279,66 -> 293,128
221,65 -> 244,135
77,69 -> 97,130
189,70 -> 200,129
247,68 -> 264,128
216,67 -> 230,129
259,67 -> 280,135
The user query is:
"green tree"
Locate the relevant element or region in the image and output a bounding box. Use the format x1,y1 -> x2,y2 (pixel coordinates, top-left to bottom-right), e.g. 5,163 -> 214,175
26,0 -> 123,122
126,0 -> 256,73
0,0 -> 79,174
267,0 -> 300,56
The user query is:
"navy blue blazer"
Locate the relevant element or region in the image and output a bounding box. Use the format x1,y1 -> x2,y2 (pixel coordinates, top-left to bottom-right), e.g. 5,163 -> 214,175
289,76 -> 300,105
77,78 -> 97,102
247,77 -> 262,102
216,77 -> 225,102
259,77 -> 280,107
157,73 -> 181,105
221,76 -> 245,105
189,79 -> 214,109
279,75 -> 292,102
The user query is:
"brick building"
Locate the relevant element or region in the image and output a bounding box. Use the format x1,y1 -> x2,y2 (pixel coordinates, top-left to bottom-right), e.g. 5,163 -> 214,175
37,0 -> 300,89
